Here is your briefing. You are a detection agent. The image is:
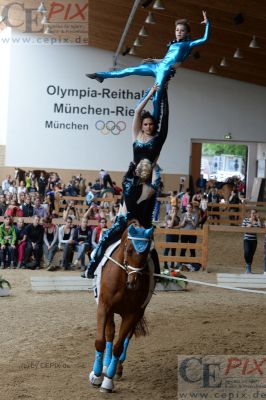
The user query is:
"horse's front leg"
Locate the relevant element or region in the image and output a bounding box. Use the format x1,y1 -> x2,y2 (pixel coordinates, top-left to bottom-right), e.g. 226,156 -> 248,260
100,313 -> 141,393
89,301 -> 109,387
102,313 -> 115,375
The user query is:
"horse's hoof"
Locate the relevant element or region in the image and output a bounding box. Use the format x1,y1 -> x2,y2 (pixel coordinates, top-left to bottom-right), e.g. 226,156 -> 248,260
89,371 -> 103,387
100,376 -> 114,393
114,372 -> 122,380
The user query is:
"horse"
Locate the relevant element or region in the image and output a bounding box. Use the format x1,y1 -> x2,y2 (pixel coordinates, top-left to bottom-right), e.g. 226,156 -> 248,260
207,177 -> 241,201
89,223 -> 155,393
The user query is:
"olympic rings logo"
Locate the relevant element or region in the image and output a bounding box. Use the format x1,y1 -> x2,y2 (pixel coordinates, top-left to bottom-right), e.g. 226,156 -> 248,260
95,120 -> 126,135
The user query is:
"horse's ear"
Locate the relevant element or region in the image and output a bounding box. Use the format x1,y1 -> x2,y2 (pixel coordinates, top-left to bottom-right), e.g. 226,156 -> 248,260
128,224 -> 137,236
144,227 -> 154,238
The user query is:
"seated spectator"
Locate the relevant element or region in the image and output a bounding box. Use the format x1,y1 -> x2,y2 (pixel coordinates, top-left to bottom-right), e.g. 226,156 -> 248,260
85,184 -> 95,206
0,194 -> 7,216
33,198 -> 48,219
91,178 -> 102,193
18,192 -> 26,206
91,218 -> 108,250
15,217 -> 27,269
109,203 -> 120,223
23,215 -> 44,269
17,181 -> 27,203
20,195 -> 34,217
112,181 -> 122,195
163,205 -> 180,270
2,175 -> 11,194
63,200 -> 80,221
8,180 -> 17,195
25,173 -> 31,192
43,216 -> 59,271
5,199 -> 23,217
0,215 -> 17,269
73,217 -> 92,270
58,217 -> 75,270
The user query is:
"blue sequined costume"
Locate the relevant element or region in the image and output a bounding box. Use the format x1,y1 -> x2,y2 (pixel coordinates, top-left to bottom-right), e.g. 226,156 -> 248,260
88,21 -> 210,122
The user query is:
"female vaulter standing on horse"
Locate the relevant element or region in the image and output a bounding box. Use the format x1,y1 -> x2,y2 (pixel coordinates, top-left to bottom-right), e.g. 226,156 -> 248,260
87,11 -> 209,123
84,84 -> 168,279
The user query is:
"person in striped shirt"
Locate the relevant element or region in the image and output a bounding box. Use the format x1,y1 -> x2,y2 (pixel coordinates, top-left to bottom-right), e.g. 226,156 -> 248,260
242,209 -> 261,273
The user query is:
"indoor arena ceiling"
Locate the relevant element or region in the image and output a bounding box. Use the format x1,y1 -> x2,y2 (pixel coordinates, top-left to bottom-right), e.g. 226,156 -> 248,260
1,0 -> 266,87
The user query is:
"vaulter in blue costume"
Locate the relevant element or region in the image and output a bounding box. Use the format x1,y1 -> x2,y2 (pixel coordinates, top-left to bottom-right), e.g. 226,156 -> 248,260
84,85 -> 168,279
87,11 -> 209,123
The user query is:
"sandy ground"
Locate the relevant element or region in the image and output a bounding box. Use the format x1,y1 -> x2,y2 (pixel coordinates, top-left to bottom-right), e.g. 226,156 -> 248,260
0,231 -> 266,400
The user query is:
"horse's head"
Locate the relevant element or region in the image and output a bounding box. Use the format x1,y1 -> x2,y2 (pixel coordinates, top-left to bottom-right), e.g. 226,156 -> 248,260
123,222 -> 154,290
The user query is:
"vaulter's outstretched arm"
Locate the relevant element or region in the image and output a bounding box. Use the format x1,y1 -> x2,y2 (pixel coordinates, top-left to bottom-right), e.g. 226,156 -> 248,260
132,84 -> 160,142
190,10 -> 210,48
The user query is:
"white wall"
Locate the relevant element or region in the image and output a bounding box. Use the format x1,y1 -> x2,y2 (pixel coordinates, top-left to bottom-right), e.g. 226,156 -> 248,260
0,28 -> 11,145
2,30 -> 266,175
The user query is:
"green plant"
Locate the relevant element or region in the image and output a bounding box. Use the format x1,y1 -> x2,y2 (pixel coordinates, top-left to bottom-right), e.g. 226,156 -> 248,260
0,275 -> 11,290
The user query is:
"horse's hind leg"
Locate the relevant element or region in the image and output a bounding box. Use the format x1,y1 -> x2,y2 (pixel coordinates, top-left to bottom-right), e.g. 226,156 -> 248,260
115,336 -> 130,380
103,313 -> 115,375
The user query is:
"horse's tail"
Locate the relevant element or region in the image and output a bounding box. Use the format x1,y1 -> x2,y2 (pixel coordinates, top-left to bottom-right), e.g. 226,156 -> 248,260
133,316 -> 149,338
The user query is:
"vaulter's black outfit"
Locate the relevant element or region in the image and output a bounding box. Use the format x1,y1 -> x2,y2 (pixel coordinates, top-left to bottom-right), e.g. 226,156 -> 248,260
84,90 -> 169,278
133,90 -> 168,165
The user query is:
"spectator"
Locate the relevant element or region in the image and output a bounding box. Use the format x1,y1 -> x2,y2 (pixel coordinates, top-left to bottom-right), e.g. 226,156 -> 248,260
207,188 -> 220,224
91,218 -> 108,249
43,216 -> 59,271
112,181 -> 122,195
23,215 -> 44,269
25,173 -> 31,192
21,195 -> 34,217
15,217 -> 27,268
5,199 -> 23,217
37,172 -> 47,197
8,180 -> 17,195
63,200 -> 79,221
18,192 -> 26,206
196,174 -> 207,193
163,205 -> 180,270
73,217 -> 92,270
85,184 -> 95,206
199,194 -> 208,228
33,198 -> 48,219
58,217 -> 75,270
181,188 -> 191,213
91,178 -> 102,193
0,194 -> 7,216
229,190 -> 241,223
178,203 -> 200,271
242,209 -> 261,274
0,215 -> 17,268
1,175 -> 11,194
99,169 -> 114,189
109,203 -> 120,223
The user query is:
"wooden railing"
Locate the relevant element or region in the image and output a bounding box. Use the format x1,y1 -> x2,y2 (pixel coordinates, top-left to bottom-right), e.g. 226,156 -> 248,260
154,225 -> 209,270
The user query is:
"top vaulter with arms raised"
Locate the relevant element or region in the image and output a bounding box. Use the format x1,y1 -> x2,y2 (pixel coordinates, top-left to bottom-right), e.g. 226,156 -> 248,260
86,11 -> 210,123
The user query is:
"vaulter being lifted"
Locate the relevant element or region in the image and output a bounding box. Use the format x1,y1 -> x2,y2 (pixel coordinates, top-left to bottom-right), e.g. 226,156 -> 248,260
86,11 -> 209,123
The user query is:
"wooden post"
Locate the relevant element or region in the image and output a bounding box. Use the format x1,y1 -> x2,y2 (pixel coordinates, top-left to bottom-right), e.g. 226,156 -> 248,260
201,224 -> 209,271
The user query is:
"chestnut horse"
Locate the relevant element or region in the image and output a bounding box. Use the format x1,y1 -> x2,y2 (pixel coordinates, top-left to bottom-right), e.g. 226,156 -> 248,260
89,223 -> 155,393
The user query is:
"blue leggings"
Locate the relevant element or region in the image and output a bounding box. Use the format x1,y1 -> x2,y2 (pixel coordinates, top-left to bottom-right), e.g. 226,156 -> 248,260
98,64 -> 171,123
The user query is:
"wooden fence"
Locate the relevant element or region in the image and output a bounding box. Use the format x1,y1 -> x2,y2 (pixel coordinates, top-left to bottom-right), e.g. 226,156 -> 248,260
207,202 -> 266,225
